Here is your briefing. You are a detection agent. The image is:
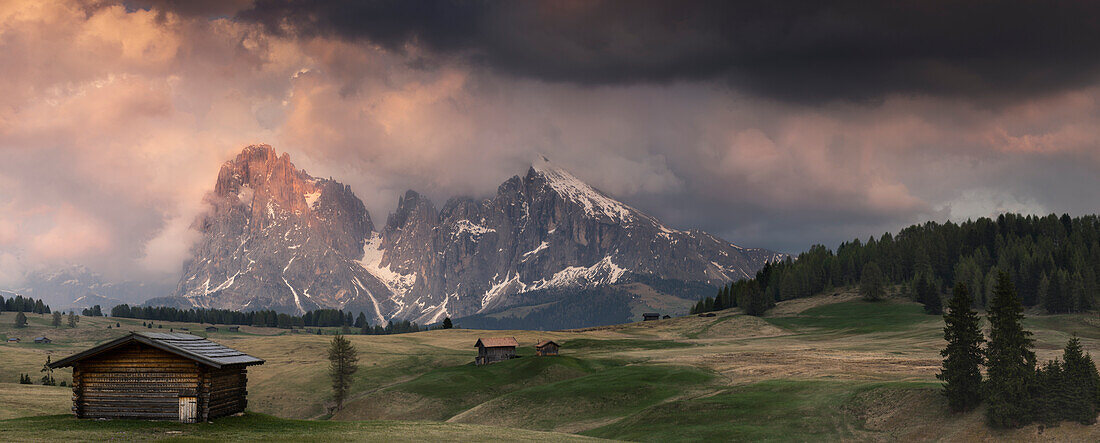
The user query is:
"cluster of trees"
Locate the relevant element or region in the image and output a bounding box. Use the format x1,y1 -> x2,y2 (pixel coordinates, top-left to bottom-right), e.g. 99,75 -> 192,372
81,305 -> 103,317
939,273 -> 1100,427
0,295 -> 51,314
109,304 -> 424,335
695,213 -> 1100,316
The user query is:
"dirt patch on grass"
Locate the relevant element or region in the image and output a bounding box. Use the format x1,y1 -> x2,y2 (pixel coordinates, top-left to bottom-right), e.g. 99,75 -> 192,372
693,314 -> 788,339
666,350 -> 940,383
765,291 -> 862,317
334,389 -> 444,421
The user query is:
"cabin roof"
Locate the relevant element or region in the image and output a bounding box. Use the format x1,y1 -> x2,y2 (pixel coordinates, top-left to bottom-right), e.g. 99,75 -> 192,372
474,337 -> 518,348
536,340 -> 559,348
48,332 -> 264,369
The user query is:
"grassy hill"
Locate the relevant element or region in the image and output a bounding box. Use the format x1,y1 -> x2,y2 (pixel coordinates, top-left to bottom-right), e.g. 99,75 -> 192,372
2,289 -> 1099,441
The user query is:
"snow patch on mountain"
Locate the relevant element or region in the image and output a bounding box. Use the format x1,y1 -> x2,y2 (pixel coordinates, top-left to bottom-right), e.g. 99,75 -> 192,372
452,219 -> 496,238
532,157 -> 635,223
534,256 -> 627,290
358,233 -> 417,296
304,190 -> 322,208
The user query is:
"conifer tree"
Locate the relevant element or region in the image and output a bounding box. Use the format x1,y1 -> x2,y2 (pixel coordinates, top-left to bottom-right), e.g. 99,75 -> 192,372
938,283 -> 984,412
14,311 -> 26,328
327,334 -> 359,411
442,317 -> 453,329
984,272 -> 1036,428
860,262 -> 886,301
1060,337 -> 1099,424
51,311 -> 62,327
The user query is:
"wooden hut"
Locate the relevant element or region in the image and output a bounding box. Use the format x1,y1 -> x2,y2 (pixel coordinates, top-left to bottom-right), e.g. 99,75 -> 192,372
7,337 -> 20,343
48,332 -> 264,422
535,340 -> 560,356
34,336 -> 52,344
474,337 -> 518,365
642,313 -> 660,321
205,326 -> 219,333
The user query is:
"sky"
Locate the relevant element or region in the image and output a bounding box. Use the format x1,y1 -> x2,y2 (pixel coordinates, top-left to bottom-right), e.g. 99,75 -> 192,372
2,0 -> 1100,287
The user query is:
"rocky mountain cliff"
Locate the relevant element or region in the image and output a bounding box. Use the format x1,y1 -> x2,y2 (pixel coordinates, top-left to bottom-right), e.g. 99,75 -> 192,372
168,145 -> 783,327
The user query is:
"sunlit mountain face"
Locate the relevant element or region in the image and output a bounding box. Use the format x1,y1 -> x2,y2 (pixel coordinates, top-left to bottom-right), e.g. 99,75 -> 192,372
157,145 -> 781,328
4,1 -> 1100,315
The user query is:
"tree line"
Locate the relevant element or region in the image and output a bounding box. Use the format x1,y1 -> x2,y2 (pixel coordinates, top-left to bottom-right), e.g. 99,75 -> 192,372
940,273 -> 1099,427
694,213 -> 1100,316
109,304 -> 424,335
0,294 -> 51,314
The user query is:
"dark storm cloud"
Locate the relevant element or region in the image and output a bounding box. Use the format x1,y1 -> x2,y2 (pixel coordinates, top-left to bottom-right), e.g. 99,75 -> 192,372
234,0 -> 1100,102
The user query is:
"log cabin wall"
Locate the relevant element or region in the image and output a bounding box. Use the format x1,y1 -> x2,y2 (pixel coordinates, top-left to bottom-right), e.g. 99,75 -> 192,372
72,343 -> 201,420
205,366 -> 248,419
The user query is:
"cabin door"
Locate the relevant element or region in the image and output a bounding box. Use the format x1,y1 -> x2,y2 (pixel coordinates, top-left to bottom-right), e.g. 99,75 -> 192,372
178,396 -> 198,423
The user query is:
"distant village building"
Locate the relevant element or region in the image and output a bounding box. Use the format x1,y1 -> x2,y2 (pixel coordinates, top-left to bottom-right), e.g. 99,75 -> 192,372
475,337 -> 518,365
48,332 -> 264,422
535,340 -> 560,356
642,313 -> 660,321
205,326 -> 219,333
7,337 -> 20,343
34,336 -> 51,344
228,326 -> 239,332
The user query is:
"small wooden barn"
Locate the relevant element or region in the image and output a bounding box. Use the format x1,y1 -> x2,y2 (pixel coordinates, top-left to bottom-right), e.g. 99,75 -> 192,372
34,336 -> 51,344
48,332 -> 264,422
535,340 -> 560,356
643,313 -> 660,321
205,326 -> 219,333
7,337 -> 20,343
474,337 -> 518,365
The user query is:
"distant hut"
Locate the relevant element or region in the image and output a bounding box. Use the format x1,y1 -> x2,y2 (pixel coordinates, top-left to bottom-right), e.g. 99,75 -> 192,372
34,336 -> 52,344
474,337 -> 518,365
205,326 -> 219,333
7,337 -> 20,343
48,332 -> 263,422
228,326 -> 239,332
642,313 -> 660,321
535,340 -> 560,356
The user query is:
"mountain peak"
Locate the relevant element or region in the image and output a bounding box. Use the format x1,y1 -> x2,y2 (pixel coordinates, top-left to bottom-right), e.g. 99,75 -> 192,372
528,157 -> 636,223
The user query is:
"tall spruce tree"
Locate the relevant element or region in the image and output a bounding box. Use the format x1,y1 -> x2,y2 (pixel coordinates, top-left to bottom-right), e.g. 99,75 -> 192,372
1060,337 -> 1099,424
327,334 -> 359,411
938,283 -> 984,412
984,272 -> 1036,428
14,311 -> 27,328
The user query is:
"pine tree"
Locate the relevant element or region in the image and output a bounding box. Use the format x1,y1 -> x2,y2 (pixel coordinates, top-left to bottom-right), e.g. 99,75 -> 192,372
442,317 -> 453,329
14,311 -> 27,328
1060,337 -> 1099,424
860,262 -> 886,301
1034,359 -> 1067,425
938,283 -> 984,412
327,334 -> 359,411
67,312 -> 78,328
984,272 -> 1037,428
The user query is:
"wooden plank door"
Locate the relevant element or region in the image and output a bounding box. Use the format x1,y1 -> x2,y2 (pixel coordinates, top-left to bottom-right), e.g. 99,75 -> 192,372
179,396 -> 198,423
